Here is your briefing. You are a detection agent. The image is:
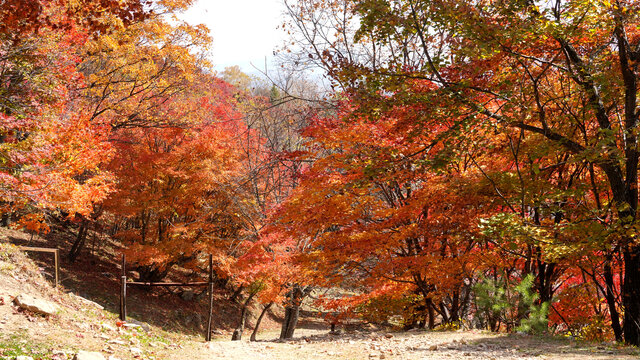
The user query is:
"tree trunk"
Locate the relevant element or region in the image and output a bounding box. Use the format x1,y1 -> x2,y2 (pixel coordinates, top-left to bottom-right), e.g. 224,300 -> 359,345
250,302 -> 273,341
1,208 -> 11,227
459,283 -> 473,322
450,291 -> 460,322
68,220 -> 88,262
136,265 -> 171,283
489,315 -> 499,332
438,302 -> 450,324
535,254 -> 557,305
279,305 -> 300,339
603,258 -> 623,342
230,285 -> 244,303
279,285 -> 309,339
232,291 -> 256,341
426,298 -> 435,329
279,307 -> 291,339
623,246 -> 640,345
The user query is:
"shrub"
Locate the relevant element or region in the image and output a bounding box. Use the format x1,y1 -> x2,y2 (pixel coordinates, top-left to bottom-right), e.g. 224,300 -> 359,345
474,274 -> 549,334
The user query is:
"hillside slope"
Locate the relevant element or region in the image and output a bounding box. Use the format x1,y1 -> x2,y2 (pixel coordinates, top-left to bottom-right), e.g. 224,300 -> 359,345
2,230 -> 640,360
0,227 -> 284,360
0,241 -> 225,359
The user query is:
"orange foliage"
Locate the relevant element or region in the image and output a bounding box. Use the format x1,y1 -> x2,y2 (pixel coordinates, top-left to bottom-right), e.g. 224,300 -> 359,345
104,73 -> 254,281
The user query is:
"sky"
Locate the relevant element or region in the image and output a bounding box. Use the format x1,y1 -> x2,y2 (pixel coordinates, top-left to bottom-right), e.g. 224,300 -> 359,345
180,0 -> 289,74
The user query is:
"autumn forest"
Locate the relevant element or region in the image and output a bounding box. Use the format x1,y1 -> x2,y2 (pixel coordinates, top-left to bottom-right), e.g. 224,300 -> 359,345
4,0 -> 640,351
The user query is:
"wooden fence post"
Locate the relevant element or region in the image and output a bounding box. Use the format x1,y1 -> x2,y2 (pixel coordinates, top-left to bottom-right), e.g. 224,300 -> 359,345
18,247 -> 60,288
120,254 -> 127,321
54,249 -> 59,288
206,254 -> 213,341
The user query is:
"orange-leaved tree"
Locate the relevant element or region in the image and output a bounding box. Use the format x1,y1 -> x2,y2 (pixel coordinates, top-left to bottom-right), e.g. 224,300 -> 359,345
104,74 -> 253,282
282,0 -> 640,343
265,89 -> 495,329
0,1 -> 115,227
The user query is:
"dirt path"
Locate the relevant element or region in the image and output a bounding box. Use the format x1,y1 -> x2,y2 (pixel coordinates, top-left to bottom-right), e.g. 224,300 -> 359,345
165,329 -> 639,360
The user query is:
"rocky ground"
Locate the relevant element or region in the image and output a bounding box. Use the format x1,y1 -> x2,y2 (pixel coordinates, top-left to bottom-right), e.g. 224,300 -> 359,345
1,236 -> 639,360
196,328 -> 639,360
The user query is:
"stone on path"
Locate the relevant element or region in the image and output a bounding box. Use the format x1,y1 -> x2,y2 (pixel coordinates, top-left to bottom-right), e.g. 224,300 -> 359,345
70,293 -> 105,310
73,351 -> 106,360
101,323 -> 116,332
124,319 -> 150,332
13,294 -> 59,316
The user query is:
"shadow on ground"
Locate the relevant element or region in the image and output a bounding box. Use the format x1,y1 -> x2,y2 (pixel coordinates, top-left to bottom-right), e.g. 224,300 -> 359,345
5,226 -> 277,339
